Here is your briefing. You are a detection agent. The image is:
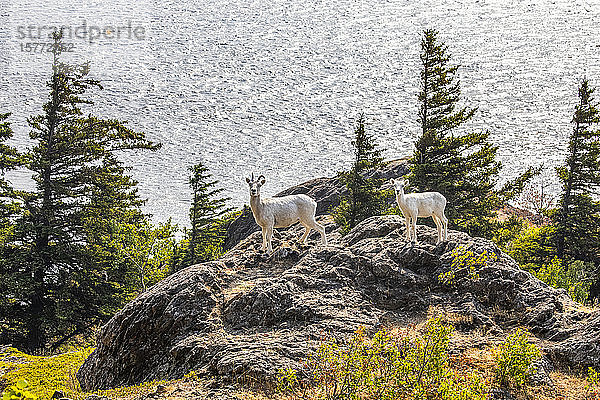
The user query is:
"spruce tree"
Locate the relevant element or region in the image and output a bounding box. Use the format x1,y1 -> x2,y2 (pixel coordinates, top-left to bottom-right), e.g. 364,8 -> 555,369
410,29 -> 534,237
334,114 -> 385,234
174,162 -> 232,269
0,113 -> 24,346
0,113 -> 20,233
4,30 -> 160,350
553,78 -> 600,263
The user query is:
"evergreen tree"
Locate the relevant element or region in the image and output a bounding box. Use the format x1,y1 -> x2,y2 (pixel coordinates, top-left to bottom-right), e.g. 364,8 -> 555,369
0,113 -> 21,236
553,78 -> 600,263
0,113 -> 24,346
97,218 -> 177,296
3,30 -> 160,350
174,162 -> 232,269
410,29 -> 535,237
334,114 -> 385,234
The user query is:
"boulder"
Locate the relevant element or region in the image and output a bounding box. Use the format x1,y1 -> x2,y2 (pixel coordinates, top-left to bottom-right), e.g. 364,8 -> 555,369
78,215 -> 599,391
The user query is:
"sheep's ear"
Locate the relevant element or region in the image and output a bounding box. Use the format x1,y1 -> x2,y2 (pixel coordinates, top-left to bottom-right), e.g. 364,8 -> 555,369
245,177 -> 251,184
259,176 -> 266,185
389,178 -> 395,185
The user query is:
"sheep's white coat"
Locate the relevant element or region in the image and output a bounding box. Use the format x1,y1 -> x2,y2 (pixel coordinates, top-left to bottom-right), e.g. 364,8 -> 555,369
391,178 -> 448,244
247,175 -> 327,253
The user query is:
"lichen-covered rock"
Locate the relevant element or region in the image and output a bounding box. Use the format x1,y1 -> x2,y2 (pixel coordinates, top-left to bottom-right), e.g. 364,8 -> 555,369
78,215 -> 599,391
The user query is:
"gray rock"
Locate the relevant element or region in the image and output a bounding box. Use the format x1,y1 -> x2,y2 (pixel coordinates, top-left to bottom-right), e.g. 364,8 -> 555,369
488,387 -> 516,400
546,311 -> 600,369
77,215 -> 599,391
528,356 -> 554,387
83,395 -> 109,400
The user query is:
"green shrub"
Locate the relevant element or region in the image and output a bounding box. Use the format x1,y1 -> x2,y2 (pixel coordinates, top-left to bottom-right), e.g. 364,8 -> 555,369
439,246 -> 497,286
491,216 -> 527,253
524,257 -> 592,304
493,329 -> 541,389
585,367 -> 600,399
1,380 -> 37,400
278,318 -> 489,400
507,225 -> 555,266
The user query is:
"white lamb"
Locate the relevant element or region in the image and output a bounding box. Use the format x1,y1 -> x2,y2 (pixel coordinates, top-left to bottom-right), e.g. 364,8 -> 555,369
391,178 -> 448,244
246,174 -> 327,253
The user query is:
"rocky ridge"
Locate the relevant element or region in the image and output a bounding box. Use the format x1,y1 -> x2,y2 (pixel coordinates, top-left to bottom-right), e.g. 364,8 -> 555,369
78,214 -> 599,391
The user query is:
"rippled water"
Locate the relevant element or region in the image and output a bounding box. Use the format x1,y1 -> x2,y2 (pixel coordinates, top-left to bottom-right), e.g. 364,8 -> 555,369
1,0 -> 599,227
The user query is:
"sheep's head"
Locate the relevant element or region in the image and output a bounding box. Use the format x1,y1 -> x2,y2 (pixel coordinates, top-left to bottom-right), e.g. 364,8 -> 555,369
390,178 -> 408,194
246,173 -> 265,197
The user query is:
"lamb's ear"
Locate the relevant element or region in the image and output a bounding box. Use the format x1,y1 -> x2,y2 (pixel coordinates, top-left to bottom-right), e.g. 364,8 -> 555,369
389,178 -> 395,185
245,177 -> 251,184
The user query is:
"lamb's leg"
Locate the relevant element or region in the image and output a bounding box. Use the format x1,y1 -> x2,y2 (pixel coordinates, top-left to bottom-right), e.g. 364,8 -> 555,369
412,216 -> 418,244
432,215 -> 442,245
313,221 -> 327,245
266,225 -> 274,253
442,214 -> 448,241
404,216 -> 411,241
261,227 -> 267,252
300,223 -> 311,244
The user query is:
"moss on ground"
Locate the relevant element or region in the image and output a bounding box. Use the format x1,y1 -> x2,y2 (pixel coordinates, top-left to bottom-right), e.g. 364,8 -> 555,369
0,347 -> 170,400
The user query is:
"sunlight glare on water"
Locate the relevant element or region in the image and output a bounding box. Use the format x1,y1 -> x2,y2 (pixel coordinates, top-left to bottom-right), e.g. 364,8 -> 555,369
0,0 -> 599,227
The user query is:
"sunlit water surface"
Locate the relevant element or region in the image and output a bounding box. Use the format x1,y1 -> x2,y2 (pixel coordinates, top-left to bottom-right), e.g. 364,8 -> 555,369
1,0 -> 599,227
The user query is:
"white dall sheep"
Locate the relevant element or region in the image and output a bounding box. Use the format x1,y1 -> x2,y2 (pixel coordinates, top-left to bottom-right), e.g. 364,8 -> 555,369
246,174 -> 327,253
391,178 -> 448,244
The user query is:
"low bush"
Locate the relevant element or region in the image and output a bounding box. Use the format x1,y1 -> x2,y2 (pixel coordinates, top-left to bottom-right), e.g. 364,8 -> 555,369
1,379 -> 37,400
277,318 -> 489,400
0,347 -> 92,399
585,367 -> 600,400
0,347 -> 173,400
524,257 -> 592,304
439,246 -> 497,286
506,225 -> 555,267
493,329 -> 541,389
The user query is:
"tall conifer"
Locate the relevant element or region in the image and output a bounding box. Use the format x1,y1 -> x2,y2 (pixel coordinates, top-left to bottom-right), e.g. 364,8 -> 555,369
4,30 -> 159,350
410,29 -> 534,237
186,163 -> 232,265
334,114 -> 386,234
554,78 -> 600,263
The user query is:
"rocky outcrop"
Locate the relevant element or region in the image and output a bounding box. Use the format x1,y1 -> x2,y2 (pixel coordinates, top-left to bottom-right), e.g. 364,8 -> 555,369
223,158 -> 410,249
78,215 -> 599,391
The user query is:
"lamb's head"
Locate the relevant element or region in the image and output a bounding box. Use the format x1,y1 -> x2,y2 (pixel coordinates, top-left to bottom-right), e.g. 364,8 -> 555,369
390,178 -> 408,194
246,173 -> 266,197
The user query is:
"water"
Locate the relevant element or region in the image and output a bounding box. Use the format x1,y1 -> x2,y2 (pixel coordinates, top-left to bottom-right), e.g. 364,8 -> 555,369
1,0 -> 599,228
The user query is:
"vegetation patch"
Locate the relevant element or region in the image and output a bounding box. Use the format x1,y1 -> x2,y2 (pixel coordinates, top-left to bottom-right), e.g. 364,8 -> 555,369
439,245 -> 497,286
493,329 -> 541,389
277,318 -> 490,400
0,348 -> 170,400
0,347 -> 92,399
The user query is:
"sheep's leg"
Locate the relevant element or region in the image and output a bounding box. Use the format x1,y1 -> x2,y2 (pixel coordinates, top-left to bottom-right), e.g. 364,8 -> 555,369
300,223 -> 311,244
411,216 -> 418,244
404,216 -> 411,241
432,215 -> 442,245
266,225 -> 274,253
260,227 -> 267,252
313,221 -> 327,245
441,214 -> 448,241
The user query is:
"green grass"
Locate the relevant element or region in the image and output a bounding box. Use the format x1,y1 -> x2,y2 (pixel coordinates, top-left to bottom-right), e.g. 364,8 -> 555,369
0,347 -> 92,399
0,347 -> 172,400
